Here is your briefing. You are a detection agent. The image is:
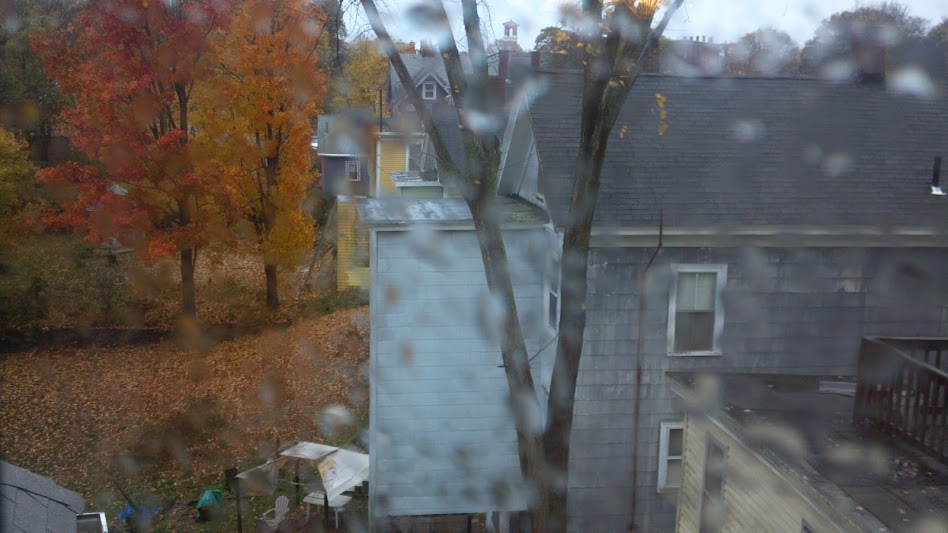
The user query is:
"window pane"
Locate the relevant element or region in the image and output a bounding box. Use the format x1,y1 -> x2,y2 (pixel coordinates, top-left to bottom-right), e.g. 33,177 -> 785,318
677,272 -> 716,311
666,459 -> 682,487
668,428 -> 683,456
549,291 -> 558,329
675,311 -> 715,351
676,272 -> 697,309
408,141 -> 424,171
551,257 -> 560,287
693,272 -> 716,310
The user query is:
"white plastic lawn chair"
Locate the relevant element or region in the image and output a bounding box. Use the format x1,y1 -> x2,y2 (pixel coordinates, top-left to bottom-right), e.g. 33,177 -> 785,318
256,495 -> 289,532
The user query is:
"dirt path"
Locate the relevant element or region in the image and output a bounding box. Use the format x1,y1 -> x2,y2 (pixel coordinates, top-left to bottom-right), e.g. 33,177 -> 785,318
0,308 -> 369,509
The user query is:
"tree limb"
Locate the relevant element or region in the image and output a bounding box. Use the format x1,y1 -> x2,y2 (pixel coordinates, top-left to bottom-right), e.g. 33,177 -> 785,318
359,0 -> 461,191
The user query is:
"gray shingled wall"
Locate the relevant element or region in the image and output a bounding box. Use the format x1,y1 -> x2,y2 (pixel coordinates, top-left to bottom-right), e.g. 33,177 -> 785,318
567,245 -> 948,532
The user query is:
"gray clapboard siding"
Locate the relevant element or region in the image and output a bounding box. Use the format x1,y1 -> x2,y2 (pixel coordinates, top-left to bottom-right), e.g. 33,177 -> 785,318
563,245 -> 948,532
370,227 -> 553,521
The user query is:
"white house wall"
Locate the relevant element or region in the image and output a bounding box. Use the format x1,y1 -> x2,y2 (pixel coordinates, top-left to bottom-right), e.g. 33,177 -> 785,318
369,226 -> 555,523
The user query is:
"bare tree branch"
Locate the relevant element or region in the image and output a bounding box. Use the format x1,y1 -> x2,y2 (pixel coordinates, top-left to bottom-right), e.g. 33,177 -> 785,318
359,0 -> 461,189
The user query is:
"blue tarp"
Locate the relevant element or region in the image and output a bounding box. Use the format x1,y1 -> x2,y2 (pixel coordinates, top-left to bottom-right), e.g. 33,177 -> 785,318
116,504 -> 161,522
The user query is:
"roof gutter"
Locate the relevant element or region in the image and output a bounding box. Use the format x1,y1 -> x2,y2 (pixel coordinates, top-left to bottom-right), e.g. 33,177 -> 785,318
590,226 -> 948,248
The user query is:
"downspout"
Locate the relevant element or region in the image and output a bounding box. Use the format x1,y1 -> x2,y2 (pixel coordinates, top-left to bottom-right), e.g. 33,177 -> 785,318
375,137 -> 382,197
629,209 -> 663,531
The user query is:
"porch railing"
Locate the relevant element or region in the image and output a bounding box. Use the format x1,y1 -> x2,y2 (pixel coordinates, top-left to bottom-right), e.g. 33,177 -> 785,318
853,337 -> 948,463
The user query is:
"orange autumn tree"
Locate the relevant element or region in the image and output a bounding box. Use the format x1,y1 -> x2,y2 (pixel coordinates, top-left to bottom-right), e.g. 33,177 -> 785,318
195,0 -> 326,309
33,0 -> 232,316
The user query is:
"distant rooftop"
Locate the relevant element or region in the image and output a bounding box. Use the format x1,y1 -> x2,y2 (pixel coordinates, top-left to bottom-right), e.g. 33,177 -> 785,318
1,460 -> 86,533
668,371 -> 948,532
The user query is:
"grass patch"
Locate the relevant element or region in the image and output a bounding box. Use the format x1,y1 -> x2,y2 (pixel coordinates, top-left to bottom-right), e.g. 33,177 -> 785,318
308,288 -> 368,316
0,235 -> 136,328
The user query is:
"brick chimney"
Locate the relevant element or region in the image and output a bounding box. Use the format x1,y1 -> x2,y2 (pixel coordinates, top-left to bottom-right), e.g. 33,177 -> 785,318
419,40 -> 436,57
498,49 -> 510,79
642,43 -> 661,73
850,32 -> 886,85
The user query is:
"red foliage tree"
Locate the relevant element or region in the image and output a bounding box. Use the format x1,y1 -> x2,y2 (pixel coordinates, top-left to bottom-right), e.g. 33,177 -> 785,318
33,0 -> 233,316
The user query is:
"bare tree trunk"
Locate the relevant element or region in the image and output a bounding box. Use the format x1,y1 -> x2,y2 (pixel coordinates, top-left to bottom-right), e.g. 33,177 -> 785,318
543,3 -> 684,531
543,143 -> 608,531
265,264 -> 279,309
180,248 -> 197,316
360,1 -> 683,531
469,198 -> 549,532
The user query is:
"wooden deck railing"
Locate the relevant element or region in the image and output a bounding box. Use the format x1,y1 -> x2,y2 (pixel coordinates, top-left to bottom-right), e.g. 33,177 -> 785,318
854,337 -> 948,463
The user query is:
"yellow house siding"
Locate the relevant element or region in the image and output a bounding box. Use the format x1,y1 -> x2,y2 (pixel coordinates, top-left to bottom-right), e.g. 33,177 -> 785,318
677,415 -> 847,533
377,138 -> 406,196
336,198 -> 369,290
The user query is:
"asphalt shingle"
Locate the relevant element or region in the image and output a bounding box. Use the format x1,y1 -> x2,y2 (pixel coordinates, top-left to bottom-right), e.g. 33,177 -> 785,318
527,72 -> 948,229
0,461 -> 85,533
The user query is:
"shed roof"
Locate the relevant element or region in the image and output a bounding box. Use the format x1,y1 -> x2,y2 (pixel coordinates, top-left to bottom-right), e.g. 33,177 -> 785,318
357,196 -> 546,228
1,460 -> 85,533
527,72 -> 948,229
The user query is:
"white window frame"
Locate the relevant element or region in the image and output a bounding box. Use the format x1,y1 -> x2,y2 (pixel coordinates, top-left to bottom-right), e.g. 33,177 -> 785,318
422,81 -> 437,100
345,160 -> 360,181
544,254 -> 560,332
667,264 -> 727,356
658,421 -> 684,492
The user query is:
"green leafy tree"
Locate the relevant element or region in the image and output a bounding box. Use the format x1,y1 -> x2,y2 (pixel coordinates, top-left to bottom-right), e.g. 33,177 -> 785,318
0,0 -> 77,162
534,26 -> 583,68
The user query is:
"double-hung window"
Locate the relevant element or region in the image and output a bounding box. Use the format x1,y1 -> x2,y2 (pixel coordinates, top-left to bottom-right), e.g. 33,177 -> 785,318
668,265 -> 726,355
345,160 -> 360,181
422,81 -> 436,100
546,256 -> 560,330
658,421 -> 684,491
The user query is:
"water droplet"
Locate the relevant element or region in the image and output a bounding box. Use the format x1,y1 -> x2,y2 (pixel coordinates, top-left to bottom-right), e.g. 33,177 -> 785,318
731,119 -> 765,143
889,66 -> 937,99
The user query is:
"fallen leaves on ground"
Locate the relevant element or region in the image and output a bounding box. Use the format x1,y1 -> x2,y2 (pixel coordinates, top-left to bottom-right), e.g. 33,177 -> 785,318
0,307 -> 369,512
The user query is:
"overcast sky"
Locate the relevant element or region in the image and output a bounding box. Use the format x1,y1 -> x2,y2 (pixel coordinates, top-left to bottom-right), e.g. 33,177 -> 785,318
363,0 -> 945,48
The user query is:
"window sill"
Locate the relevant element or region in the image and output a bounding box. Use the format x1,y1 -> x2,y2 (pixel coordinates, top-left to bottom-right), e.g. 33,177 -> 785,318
667,350 -> 722,357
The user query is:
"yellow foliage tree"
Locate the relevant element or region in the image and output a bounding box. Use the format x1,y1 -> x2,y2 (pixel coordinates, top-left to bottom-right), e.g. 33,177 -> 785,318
195,0 -> 327,309
0,128 -> 36,251
329,38 -> 389,113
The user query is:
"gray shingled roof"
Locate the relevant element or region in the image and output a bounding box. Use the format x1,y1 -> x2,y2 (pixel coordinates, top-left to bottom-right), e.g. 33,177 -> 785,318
389,53 -> 499,107
1,460 -> 85,533
528,72 -> 948,229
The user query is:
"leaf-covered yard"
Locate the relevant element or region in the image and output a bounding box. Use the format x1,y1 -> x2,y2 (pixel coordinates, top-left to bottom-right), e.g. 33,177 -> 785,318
0,306 -> 369,528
